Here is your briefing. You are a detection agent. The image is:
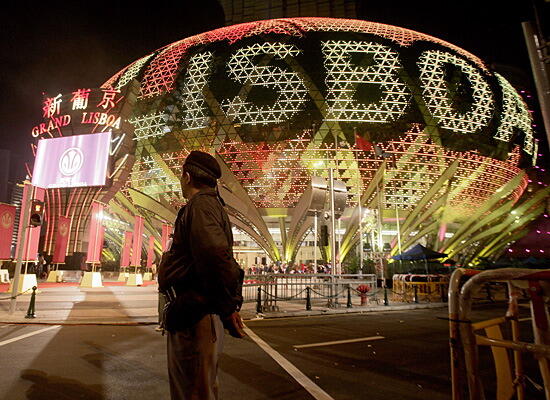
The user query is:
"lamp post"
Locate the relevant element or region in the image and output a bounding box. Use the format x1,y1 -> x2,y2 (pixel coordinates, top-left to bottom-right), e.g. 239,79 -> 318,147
309,176 -> 328,273
313,211 -> 318,272
329,168 -> 337,276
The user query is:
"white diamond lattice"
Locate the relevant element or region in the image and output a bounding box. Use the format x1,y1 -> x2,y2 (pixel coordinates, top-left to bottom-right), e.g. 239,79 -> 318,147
129,112 -> 169,140
222,42 -> 308,125
323,40 -> 411,122
180,51 -> 214,130
115,54 -> 153,90
494,73 -> 535,157
418,50 -> 494,134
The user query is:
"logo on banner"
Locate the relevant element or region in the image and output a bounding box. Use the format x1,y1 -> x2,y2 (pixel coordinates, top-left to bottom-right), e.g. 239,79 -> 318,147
59,147 -> 84,176
59,222 -> 69,237
1,212 -> 12,229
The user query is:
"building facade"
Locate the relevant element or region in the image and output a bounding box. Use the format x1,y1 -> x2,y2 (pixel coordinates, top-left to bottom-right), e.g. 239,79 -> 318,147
25,16 -> 548,271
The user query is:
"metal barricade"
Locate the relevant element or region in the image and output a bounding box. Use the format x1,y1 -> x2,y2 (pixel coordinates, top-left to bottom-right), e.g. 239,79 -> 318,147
243,273 -> 377,310
392,274 -> 404,296
391,273 -> 449,303
449,268 -> 550,400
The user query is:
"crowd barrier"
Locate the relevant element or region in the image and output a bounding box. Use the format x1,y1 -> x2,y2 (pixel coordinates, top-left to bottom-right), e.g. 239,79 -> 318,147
392,273 -> 450,303
449,268 -> 550,400
242,273 -> 378,311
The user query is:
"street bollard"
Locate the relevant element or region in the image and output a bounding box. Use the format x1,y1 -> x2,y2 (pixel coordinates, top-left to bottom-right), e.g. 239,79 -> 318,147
414,285 -> 419,304
25,286 -> 37,319
256,286 -> 262,314
347,285 -> 352,308
384,286 -> 389,306
306,287 -> 312,311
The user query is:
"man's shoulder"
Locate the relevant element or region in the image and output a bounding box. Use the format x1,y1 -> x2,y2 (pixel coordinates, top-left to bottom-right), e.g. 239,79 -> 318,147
189,192 -> 221,210
175,205 -> 187,222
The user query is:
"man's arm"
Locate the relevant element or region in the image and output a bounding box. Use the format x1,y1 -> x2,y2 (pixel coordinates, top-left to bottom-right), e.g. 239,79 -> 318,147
157,207 -> 187,291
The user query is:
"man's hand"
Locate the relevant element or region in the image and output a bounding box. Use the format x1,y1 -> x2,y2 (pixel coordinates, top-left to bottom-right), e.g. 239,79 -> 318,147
223,311 -> 246,338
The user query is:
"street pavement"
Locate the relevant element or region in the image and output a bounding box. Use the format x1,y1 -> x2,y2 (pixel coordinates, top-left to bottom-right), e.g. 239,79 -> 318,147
0,282 -> 545,399
0,305 -> 545,400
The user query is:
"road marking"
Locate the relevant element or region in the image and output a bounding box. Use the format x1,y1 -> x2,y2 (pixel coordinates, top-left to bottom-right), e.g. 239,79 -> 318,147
0,325 -> 61,347
244,326 -> 335,400
294,336 -> 385,349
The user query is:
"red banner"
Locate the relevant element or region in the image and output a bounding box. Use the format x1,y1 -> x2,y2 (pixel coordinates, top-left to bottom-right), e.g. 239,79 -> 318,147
0,204 -> 16,260
86,202 -> 104,264
130,216 -> 144,267
120,231 -> 132,267
15,183 -> 45,261
146,236 -> 155,268
161,224 -> 173,252
52,216 -> 71,263
98,225 -> 105,261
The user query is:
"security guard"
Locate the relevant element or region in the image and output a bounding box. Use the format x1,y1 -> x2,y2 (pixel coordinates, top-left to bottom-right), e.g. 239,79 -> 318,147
158,151 -> 245,400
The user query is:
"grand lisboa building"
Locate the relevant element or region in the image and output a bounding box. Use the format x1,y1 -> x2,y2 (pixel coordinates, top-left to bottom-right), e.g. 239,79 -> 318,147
28,17 -> 549,271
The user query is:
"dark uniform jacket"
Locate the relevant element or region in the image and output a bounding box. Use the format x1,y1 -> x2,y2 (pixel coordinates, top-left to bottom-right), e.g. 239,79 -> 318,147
158,188 -> 244,330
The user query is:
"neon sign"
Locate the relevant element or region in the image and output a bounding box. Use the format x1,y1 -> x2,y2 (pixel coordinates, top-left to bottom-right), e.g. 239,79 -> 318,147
81,112 -> 121,128
31,88 -> 123,137
124,32 -> 535,162
70,89 -> 91,110
31,115 -> 72,137
168,42 -> 533,158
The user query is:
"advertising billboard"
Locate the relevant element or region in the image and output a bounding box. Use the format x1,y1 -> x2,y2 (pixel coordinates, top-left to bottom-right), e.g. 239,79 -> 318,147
32,132 -> 111,189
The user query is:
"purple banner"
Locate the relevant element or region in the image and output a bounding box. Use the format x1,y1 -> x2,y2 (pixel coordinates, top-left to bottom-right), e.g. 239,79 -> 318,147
32,132 -> 111,189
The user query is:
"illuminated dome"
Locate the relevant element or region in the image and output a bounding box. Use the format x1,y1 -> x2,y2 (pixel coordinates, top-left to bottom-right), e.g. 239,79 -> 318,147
93,18 -> 542,264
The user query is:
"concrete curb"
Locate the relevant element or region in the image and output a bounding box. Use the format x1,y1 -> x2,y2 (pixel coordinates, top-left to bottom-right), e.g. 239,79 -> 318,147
253,302 -> 447,319
0,302 -> 447,325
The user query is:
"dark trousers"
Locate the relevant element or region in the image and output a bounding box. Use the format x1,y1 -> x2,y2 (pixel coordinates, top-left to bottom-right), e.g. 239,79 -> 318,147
167,314 -> 224,400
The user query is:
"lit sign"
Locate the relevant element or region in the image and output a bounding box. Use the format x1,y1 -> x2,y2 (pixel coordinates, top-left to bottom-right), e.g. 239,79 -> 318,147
32,131 -> 112,189
31,89 -> 123,137
128,35 -> 535,162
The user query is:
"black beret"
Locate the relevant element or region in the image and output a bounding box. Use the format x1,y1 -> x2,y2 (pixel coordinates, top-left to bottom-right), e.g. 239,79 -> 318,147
183,151 -> 221,180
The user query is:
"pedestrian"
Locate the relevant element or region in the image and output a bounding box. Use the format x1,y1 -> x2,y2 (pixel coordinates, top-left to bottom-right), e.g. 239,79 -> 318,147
158,151 -> 245,400
151,262 -> 157,280
36,253 -> 45,279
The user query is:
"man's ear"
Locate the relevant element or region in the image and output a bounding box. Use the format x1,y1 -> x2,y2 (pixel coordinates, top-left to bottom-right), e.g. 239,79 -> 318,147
182,171 -> 191,185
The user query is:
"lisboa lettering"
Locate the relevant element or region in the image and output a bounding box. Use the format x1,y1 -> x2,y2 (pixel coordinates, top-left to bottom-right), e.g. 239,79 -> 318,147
162,40 -> 535,159
81,112 -> 121,128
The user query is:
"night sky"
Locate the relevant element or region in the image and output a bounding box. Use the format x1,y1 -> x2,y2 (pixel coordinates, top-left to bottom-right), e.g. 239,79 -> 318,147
0,0 -> 547,163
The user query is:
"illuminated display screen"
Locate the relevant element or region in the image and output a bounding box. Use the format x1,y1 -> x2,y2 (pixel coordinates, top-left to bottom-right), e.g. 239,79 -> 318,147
32,132 -> 111,189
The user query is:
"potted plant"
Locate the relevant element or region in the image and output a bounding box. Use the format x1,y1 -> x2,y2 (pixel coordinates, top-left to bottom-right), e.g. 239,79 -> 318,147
357,284 -> 370,305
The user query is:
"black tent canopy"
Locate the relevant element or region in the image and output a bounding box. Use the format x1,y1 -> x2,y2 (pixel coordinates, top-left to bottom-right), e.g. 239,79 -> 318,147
392,244 -> 448,261
391,244 -> 448,275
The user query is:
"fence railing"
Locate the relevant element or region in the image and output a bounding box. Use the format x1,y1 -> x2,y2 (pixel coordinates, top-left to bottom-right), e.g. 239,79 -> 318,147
243,273 -> 378,311
449,267 -> 550,400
